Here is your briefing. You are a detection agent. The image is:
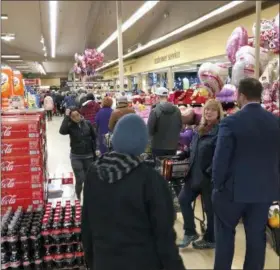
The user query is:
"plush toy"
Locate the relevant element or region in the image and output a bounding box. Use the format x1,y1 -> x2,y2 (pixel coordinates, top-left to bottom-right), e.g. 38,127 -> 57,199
226,26 -> 249,64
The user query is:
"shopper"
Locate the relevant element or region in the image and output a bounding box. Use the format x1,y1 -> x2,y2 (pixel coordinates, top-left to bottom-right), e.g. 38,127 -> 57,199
82,114 -> 185,270
178,99 -> 223,250
44,92 -> 54,121
55,91 -> 64,116
59,108 -> 96,201
95,97 -> 113,154
80,93 -> 100,127
108,96 -> 135,131
63,92 -> 76,109
212,78 -> 280,270
147,87 -> 182,157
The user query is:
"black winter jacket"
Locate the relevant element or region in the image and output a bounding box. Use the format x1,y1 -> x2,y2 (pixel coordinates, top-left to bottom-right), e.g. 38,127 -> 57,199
82,152 -> 185,270
59,116 -> 96,155
182,124 -> 219,190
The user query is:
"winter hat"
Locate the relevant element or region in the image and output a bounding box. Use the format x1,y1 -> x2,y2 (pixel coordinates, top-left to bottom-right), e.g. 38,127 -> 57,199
86,93 -> 95,101
112,114 -> 148,156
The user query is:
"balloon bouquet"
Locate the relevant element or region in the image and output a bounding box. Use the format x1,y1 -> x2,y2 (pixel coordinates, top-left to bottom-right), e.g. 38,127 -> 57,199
225,13 -> 279,116
73,49 -> 104,78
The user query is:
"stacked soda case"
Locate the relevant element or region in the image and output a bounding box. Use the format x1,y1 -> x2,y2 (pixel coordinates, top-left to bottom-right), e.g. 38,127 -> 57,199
41,201 -> 86,269
1,205 -> 45,270
1,109 -> 47,211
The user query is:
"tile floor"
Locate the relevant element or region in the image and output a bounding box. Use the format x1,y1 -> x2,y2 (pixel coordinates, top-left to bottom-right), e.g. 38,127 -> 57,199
47,116 -> 279,269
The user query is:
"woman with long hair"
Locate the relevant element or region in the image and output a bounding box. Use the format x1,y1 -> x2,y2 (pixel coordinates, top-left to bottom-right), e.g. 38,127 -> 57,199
95,97 -> 113,154
178,99 -> 224,250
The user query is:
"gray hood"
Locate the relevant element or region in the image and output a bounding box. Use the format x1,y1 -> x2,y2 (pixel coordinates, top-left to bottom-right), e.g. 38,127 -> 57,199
155,102 -> 176,115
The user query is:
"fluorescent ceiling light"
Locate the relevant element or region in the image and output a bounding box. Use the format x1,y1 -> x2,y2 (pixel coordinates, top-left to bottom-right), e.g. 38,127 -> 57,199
1,36 -> 15,41
98,1 -> 245,71
6,59 -> 23,62
1,55 -> 20,59
1,34 -> 15,41
1,14 -> 8,20
15,66 -> 30,68
43,46 -> 46,51
97,1 -> 159,52
49,1 -> 58,58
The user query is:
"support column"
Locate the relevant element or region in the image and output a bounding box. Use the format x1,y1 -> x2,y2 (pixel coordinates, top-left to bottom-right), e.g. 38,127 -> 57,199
117,1 -> 124,91
254,1 -> 261,78
167,67 -> 174,90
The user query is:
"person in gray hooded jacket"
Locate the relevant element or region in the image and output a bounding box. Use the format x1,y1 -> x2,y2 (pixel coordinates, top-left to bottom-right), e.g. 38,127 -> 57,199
148,87 -> 182,157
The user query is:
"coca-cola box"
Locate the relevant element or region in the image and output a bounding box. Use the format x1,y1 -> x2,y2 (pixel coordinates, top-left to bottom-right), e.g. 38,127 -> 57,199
1,188 -> 45,211
1,118 -> 41,139
1,155 -> 43,173
1,171 -> 44,190
2,109 -> 46,131
1,138 -> 42,156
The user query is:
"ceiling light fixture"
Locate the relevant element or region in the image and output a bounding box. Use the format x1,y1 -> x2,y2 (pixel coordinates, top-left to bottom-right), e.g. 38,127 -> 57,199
49,1 -> 58,58
97,1 -> 245,71
1,14 -> 8,20
15,66 -> 30,69
97,1 -> 159,52
40,36 -> 44,44
1,55 -> 20,59
43,46 -> 46,51
44,52 -> 47,57
1,34 -> 15,41
6,59 -> 23,62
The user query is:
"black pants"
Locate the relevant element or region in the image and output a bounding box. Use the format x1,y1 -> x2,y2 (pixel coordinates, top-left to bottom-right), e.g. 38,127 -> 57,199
179,180 -> 214,242
71,158 -> 93,200
212,189 -> 270,270
46,110 -> 53,120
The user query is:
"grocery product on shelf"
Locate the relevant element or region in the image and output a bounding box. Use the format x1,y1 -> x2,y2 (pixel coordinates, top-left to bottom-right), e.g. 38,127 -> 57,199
1,109 -> 47,211
266,203 -> 280,256
41,201 -> 86,269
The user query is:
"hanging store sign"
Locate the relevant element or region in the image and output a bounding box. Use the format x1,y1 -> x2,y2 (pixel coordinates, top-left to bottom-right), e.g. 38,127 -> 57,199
154,51 -> 180,64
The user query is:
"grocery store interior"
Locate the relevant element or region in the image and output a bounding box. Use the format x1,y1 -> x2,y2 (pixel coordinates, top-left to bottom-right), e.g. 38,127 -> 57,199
1,1 -> 280,269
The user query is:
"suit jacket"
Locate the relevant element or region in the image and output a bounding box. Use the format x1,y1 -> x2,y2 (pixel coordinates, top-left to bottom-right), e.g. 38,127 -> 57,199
212,103 -> 280,203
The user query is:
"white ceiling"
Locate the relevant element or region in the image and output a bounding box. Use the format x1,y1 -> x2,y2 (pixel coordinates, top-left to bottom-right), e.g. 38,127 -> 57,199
1,1 -> 265,78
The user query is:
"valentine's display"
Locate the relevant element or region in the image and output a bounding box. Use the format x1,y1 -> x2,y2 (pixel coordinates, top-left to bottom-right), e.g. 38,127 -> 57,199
73,49 -> 104,77
225,12 -> 279,116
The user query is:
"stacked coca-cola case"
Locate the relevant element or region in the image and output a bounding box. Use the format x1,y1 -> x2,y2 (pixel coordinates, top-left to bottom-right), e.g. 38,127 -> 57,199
1,109 -> 47,211
41,201 -> 86,269
1,205 -> 45,270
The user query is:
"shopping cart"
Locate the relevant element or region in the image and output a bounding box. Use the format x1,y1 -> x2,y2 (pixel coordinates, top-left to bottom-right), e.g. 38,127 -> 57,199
144,154 -> 206,231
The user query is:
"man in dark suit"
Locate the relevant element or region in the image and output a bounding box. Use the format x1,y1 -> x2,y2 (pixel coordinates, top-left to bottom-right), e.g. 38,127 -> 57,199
212,78 -> 280,270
